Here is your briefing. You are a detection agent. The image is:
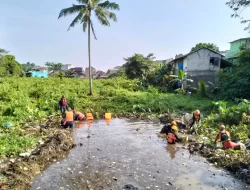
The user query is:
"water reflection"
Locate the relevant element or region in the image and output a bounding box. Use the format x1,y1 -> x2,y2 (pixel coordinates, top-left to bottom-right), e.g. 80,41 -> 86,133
76,121 -> 85,128
166,144 -> 179,159
105,119 -> 112,125
86,120 -> 93,127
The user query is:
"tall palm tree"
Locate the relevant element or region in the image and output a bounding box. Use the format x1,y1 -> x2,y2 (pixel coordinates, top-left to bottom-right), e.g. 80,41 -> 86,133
58,0 -> 120,95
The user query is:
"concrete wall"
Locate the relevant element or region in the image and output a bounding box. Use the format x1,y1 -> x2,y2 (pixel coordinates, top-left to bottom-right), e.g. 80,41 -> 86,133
173,48 -> 222,89
186,48 -> 221,71
61,65 -> 72,71
186,70 -> 218,89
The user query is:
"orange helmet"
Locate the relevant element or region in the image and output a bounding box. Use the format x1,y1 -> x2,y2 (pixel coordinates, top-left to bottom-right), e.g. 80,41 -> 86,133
171,121 -> 177,126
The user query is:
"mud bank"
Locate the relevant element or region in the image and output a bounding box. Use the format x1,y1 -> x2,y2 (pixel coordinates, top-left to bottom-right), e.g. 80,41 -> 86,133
0,116 -> 74,190
189,142 -> 250,185
30,119 -> 249,190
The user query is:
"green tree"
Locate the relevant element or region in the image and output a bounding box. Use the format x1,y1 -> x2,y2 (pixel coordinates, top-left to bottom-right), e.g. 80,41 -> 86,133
226,0 -> 250,31
21,62 -> 36,72
65,70 -> 75,78
45,62 -> 62,73
170,70 -> 193,89
0,49 -> 8,57
0,55 -> 25,77
0,49 -> 8,63
58,0 -> 120,95
124,53 -> 156,80
219,48 -> 250,99
191,43 -> 218,52
154,61 -> 174,86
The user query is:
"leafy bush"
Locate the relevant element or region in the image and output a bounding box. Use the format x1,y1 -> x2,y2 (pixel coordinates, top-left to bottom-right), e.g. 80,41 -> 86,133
218,49 -> 250,100
198,80 -> 208,98
201,100 -> 250,140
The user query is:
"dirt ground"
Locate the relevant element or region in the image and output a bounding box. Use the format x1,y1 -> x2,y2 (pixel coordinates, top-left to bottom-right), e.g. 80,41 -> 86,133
0,116 -> 74,190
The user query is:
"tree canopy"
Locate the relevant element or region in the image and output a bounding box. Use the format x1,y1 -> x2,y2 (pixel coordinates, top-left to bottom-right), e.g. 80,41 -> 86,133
0,55 -> 24,77
219,48 -> 250,99
45,62 -> 62,72
21,62 -> 36,72
123,53 -> 156,80
191,43 -> 218,52
226,0 -> 250,31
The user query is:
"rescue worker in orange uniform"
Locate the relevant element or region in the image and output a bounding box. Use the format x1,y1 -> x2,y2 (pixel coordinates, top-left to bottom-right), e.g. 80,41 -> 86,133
167,121 -> 182,144
73,109 -> 86,121
62,107 -> 74,128
214,125 -> 246,150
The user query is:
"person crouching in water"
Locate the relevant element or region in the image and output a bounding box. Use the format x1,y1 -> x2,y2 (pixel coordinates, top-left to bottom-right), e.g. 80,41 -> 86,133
73,109 -> 86,121
183,109 -> 201,135
61,107 -> 74,128
167,121 -> 182,144
214,125 -> 246,150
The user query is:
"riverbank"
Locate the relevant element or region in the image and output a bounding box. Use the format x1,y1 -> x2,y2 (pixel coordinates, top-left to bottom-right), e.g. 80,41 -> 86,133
0,116 -> 73,190
189,141 -> 250,185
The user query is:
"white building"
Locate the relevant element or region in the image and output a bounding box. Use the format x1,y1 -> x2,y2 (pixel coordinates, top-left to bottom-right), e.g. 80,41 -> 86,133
170,47 -> 231,88
61,64 -> 73,71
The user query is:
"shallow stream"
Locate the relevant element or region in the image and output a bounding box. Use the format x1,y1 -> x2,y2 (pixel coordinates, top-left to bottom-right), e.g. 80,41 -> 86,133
30,119 -> 249,190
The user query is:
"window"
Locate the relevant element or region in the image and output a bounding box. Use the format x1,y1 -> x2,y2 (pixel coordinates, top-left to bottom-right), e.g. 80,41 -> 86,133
210,57 -> 219,66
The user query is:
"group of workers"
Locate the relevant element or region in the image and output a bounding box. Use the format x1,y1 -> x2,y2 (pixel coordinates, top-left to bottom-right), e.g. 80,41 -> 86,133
58,96 -> 93,128
58,95 -> 248,151
161,109 -> 249,151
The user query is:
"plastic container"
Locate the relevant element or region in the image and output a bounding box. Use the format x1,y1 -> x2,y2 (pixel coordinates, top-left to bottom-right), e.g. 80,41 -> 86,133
104,113 -> 112,120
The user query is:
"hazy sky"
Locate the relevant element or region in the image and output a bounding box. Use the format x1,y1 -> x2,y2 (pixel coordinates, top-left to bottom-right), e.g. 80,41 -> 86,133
1,0 -> 250,71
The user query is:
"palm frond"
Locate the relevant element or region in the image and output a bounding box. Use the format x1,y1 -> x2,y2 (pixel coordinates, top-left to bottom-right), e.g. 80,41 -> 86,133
58,4 -> 86,19
107,11 -> 117,21
68,9 -> 87,30
95,7 -> 110,26
98,1 -> 120,10
90,20 -> 97,40
81,13 -> 89,32
76,0 -> 88,4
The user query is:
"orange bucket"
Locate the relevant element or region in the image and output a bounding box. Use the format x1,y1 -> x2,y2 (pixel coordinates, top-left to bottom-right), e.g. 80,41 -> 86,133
86,112 -> 93,120
104,113 -> 111,120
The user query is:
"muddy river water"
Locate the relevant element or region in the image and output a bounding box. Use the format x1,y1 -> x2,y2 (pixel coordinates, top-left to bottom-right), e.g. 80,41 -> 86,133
30,119 -> 249,190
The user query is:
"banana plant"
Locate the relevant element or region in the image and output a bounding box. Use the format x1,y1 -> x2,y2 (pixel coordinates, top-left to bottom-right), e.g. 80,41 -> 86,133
170,70 -> 193,89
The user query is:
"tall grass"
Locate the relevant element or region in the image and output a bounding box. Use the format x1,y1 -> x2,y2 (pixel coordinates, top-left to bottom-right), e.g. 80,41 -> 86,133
0,77 -> 212,125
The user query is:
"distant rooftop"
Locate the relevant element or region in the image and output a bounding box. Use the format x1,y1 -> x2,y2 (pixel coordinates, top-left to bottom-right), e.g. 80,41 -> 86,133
229,38 -> 249,43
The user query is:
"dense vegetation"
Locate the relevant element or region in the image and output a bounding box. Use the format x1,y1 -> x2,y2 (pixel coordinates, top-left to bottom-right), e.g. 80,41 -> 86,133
218,48 -> 250,99
0,77 -> 212,157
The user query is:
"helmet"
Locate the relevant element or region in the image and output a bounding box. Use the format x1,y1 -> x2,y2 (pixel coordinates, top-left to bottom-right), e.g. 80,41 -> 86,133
171,121 -> 177,126
172,125 -> 178,132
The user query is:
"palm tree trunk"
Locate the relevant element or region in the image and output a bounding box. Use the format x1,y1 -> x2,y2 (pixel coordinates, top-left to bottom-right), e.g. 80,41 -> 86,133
88,16 -> 93,96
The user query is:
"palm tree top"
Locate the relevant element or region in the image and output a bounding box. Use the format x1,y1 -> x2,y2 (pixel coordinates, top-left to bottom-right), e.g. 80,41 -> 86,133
58,0 -> 120,39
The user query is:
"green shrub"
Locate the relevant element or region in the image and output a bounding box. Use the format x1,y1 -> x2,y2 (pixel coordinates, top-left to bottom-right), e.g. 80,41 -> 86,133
198,80 -> 208,98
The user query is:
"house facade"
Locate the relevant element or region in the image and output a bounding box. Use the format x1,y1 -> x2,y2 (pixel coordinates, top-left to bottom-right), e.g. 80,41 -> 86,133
170,47 -> 231,88
226,38 -> 250,59
70,67 -> 85,77
85,67 -> 96,78
61,64 -> 72,71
